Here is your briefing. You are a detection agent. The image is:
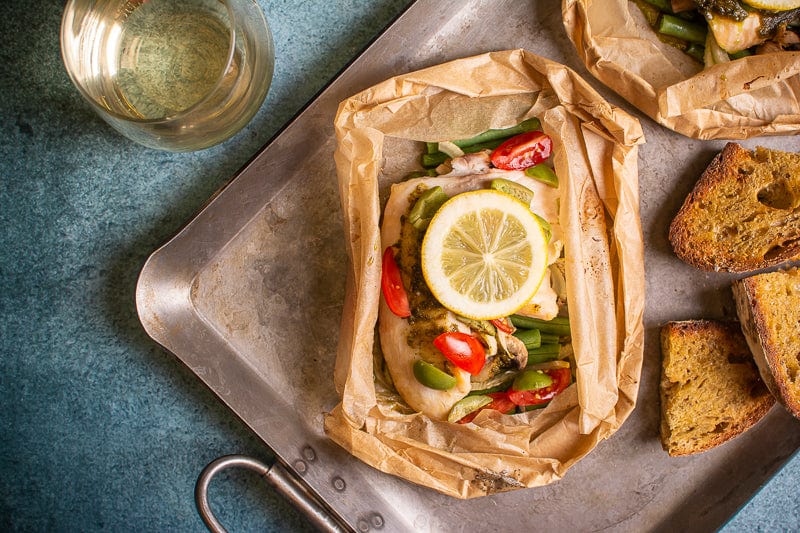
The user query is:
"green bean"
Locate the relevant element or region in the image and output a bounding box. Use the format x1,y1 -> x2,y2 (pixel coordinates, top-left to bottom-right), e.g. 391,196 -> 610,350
451,118 -> 541,149
513,328 -> 541,349
539,332 -> 560,345
405,169 -> 438,179
527,352 -> 560,365
527,343 -> 560,356
526,343 -> 561,365
510,315 -> 570,337
685,43 -> 705,62
657,14 -> 707,45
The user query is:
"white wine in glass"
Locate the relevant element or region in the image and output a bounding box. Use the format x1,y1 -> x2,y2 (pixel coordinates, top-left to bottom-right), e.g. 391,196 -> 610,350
61,0 -> 274,151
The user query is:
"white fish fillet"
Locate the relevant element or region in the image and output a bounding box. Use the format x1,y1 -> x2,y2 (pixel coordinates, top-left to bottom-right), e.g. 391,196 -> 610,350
379,155 -> 562,419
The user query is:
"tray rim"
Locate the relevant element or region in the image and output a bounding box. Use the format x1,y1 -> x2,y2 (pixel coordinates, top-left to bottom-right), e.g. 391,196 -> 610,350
134,0 -> 800,530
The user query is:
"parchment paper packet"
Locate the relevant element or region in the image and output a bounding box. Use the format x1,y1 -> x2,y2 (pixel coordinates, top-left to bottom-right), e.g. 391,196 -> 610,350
563,0 -> 800,139
324,49 -> 646,498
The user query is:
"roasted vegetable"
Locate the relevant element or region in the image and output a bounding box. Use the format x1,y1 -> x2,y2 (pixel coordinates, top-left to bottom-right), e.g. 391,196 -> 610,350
637,0 -> 800,65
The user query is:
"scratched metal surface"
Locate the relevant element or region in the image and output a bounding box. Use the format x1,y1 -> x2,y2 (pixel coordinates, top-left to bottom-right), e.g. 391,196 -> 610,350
135,1 -> 800,531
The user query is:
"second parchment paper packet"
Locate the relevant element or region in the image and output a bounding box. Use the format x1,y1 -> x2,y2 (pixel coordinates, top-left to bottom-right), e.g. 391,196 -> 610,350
563,0 -> 800,139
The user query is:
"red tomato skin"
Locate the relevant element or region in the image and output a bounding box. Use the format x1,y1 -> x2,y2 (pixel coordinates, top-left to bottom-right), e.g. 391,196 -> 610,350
490,131 -> 552,170
433,332 -> 486,375
485,392 -> 518,414
490,318 -> 514,334
458,368 -> 571,424
381,247 -> 411,318
458,392 -> 516,424
458,413 -> 476,424
507,368 -> 571,406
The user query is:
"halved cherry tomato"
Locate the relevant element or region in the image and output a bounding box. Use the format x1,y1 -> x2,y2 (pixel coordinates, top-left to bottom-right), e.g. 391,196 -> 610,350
506,367 -> 571,406
457,392 -> 516,424
490,131 -> 552,171
381,247 -> 410,318
484,392 -> 517,415
433,332 -> 486,375
490,317 -> 514,334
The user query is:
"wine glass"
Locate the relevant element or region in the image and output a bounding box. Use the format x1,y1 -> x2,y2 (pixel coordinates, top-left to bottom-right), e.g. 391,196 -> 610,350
61,0 -> 275,152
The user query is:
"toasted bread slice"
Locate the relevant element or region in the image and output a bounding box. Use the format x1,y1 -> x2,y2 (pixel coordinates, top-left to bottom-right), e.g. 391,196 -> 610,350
660,320 -> 774,456
733,267 -> 800,420
669,143 -> 800,273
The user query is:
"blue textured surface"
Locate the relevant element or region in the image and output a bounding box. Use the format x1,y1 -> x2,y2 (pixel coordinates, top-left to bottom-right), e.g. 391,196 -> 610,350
1,1 -> 798,531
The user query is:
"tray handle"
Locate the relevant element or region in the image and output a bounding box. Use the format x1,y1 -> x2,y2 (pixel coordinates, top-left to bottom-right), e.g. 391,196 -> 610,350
195,454 -> 352,533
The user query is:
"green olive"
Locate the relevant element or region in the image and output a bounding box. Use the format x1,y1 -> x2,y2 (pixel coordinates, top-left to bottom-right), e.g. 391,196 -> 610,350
490,178 -> 533,205
524,164 -> 558,187
413,360 -> 457,390
513,369 -> 553,391
533,213 -> 552,243
447,395 -> 493,423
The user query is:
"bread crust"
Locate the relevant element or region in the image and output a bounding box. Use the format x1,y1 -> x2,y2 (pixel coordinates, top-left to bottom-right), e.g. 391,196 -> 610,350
669,143 -> 800,273
733,269 -> 800,420
659,319 -> 774,456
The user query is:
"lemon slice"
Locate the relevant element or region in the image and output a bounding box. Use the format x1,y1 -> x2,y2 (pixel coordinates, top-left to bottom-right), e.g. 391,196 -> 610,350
421,189 -> 549,320
741,0 -> 800,9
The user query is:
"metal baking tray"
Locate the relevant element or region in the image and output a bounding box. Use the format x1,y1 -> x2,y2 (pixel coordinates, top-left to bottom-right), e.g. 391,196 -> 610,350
135,1 -> 800,531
